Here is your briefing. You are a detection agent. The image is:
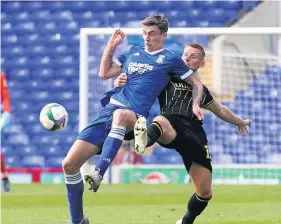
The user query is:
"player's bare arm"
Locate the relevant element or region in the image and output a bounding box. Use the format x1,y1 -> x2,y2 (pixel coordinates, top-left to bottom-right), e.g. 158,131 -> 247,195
205,99 -> 251,135
99,29 -> 125,79
183,74 -> 204,120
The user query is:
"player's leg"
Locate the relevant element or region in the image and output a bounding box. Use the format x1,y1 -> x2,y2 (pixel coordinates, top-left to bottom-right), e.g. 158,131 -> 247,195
134,115 -> 177,154
86,109 -> 137,192
63,104 -> 115,223
62,140 -> 100,224
181,162 -> 212,224
0,153 -> 10,192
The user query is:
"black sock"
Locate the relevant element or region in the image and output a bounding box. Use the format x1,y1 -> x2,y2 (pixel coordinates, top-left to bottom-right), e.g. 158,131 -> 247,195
182,193 -> 211,224
146,121 -> 163,147
2,177 -> 9,181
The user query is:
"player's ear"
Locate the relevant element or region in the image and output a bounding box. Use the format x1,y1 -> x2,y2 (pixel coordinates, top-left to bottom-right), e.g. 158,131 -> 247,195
199,60 -> 205,68
162,32 -> 167,39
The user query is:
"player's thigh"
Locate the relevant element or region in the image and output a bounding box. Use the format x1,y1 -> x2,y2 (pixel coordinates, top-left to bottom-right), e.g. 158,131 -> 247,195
153,115 -> 177,144
189,162 -> 212,198
112,109 -> 137,131
63,140 -> 101,174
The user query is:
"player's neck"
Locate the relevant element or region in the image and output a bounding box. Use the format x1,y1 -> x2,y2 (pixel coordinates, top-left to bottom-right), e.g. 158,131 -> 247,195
144,47 -> 164,55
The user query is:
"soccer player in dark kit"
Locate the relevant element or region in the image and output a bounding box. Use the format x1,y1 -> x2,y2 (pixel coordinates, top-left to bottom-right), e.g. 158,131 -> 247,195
115,43 -> 252,224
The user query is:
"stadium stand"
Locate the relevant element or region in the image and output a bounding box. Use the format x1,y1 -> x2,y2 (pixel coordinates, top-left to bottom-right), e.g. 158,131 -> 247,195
2,1 -> 279,168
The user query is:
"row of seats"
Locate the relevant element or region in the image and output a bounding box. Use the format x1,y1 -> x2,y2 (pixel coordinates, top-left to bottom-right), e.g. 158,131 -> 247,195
1,1 -> 267,168
1,1 -> 259,13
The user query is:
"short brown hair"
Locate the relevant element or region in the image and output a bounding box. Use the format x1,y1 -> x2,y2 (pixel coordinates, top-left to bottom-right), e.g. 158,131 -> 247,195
141,15 -> 169,34
187,43 -> 206,59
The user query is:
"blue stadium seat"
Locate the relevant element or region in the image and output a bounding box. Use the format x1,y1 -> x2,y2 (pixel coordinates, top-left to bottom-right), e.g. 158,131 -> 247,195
152,147 -> 177,157
13,101 -> 33,113
47,79 -> 70,91
186,9 -> 203,21
31,56 -> 52,68
220,1 -> 242,10
30,10 -> 52,21
14,22 -> 36,33
1,146 -> 15,157
45,1 -> 66,11
41,146 -> 63,157
32,69 -> 54,80
36,22 -> 58,35
2,34 -> 18,46
16,146 -> 39,157
7,134 -> 29,146
9,90 -> 27,101
66,1 -> 89,12
2,2 -> 23,13
205,9 -> 227,22
6,56 -> 30,68
1,12 -> 8,22
56,91 -> 78,101
25,45 -> 48,56
160,154 -> 183,164
52,56 -> 77,68
5,156 -> 22,168
3,46 -> 25,57
194,1 -> 220,9
22,155 -> 45,168
56,68 -> 78,81
30,91 -> 50,101
23,1 -> 44,12
53,10 -> 73,21
142,155 -> 159,164
45,157 -> 64,168
1,22 -> 13,34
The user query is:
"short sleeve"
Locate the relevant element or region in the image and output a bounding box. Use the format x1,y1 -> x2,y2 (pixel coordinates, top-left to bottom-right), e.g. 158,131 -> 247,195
201,86 -> 214,107
171,55 -> 194,79
113,47 -> 133,67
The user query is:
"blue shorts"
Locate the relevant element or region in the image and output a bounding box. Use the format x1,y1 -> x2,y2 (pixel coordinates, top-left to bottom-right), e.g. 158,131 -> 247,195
77,103 -> 141,149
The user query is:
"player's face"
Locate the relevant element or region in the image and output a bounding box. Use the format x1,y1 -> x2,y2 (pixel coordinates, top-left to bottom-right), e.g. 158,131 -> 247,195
182,46 -> 205,71
142,25 -> 167,52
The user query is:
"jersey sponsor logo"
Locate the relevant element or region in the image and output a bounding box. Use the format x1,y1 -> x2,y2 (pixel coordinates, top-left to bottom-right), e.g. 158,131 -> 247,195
133,52 -> 140,56
172,81 -> 190,91
204,145 -> 211,159
128,62 -> 153,74
155,55 -> 165,64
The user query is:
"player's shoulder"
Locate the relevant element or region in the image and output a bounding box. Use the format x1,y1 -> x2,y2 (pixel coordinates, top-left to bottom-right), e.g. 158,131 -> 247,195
129,45 -> 143,52
163,48 -> 182,59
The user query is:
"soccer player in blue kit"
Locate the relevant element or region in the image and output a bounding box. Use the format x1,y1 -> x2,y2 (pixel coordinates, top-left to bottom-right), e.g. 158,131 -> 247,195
62,15 -> 204,224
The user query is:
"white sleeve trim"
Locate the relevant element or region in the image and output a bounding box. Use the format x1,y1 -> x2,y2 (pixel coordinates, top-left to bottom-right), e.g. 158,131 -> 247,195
180,69 -> 195,80
113,57 -> 122,67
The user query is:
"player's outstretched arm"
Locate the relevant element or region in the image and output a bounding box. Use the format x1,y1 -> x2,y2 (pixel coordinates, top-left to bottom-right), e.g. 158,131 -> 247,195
99,29 -> 125,79
205,99 -> 252,135
184,74 -> 204,120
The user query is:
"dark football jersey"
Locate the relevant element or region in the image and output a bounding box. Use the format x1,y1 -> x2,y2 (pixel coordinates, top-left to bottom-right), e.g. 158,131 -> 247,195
158,77 -> 214,119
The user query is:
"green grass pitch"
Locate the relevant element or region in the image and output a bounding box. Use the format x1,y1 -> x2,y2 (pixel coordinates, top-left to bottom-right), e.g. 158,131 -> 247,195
2,184 -> 281,224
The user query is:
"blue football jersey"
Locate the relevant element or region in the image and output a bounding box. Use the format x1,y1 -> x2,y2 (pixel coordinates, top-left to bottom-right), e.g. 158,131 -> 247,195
111,46 -> 193,116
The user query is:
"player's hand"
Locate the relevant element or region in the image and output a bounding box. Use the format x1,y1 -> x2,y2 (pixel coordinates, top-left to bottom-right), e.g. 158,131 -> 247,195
0,112 -> 11,131
109,29 -> 125,48
193,104 -> 204,121
237,119 -> 251,135
114,73 -> 127,87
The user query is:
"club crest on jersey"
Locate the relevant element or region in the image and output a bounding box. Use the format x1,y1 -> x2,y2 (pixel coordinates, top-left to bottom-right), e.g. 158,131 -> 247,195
155,55 -> 165,64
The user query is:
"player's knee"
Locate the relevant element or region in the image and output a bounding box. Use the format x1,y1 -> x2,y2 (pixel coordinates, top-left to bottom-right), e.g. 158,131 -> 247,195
153,116 -> 170,133
62,157 -> 78,175
197,188 -> 212,199
113,109 -> 134,126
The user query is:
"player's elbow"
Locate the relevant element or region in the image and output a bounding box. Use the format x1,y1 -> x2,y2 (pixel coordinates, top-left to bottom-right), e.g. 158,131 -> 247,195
98,72 -> 108,80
